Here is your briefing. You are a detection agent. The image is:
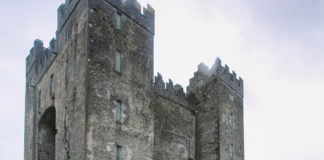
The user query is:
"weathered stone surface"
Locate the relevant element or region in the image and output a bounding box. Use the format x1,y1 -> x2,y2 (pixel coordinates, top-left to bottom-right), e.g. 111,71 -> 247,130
25,1 -> 88,159
25,0 -> 244,160
152,94 -> 195,160
86,0 -> 154,159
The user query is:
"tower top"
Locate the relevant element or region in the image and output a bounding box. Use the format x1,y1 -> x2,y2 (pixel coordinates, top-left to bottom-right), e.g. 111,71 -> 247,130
97,0 -> 155,34
57,0 -> 155,34
58,0 -> 154,34
188,58 -> 244,97
57,0 -> 80,33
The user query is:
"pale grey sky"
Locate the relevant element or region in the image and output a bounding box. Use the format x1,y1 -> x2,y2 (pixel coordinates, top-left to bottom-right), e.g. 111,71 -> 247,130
0,0 -> 324,159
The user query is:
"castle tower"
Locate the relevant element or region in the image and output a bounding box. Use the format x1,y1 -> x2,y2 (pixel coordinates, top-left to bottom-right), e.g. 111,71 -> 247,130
187,58 -> 244,160
25,0 -> 155,159
25,1 -> 244,160
85,0 -> 155,159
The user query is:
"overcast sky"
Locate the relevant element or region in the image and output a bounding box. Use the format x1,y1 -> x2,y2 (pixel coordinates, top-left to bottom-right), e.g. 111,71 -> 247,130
0,0 -> 324,159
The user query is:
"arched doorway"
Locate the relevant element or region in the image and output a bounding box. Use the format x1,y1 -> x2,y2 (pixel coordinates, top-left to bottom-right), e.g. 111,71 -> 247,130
38,106 -> 56,160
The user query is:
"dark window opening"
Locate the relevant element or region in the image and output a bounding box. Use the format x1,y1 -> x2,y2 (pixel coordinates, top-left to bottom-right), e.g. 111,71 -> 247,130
38,91 -> 41,112
65,60 -> 69,84
116,100 -> 122,123
116,145 -> 121,160
229,112 -> 234,130
50,74 -> 55,98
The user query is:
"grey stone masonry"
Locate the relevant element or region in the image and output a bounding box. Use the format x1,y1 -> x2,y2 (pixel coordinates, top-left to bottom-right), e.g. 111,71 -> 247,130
26,39 -> 57,86
100,0 -> 155,34
25,0 -> 244,160
153,73 -> 187,107
58,0 -> 80,32
188,58 -> 244,97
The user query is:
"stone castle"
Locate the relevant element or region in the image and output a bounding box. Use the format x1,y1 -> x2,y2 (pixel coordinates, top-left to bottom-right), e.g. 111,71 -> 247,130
24,0 -> 244,160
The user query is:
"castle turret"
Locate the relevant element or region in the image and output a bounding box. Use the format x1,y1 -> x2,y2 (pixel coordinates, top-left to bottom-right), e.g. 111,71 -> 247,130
187,58 -> 244,160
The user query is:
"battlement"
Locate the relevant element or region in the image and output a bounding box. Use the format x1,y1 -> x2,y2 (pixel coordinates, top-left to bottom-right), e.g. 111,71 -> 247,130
57,0 -> 80,33
26,39 -> 57,84
100,0 -> 155,34
153,73 -> 188,107
188,58 -> 244,97
58,0 -> 155,34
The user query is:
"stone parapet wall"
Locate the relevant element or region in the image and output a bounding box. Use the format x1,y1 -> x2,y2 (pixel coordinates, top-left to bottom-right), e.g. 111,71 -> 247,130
26,39 -> 57,86
188,58 -> 244,97
153,73 -> 189,108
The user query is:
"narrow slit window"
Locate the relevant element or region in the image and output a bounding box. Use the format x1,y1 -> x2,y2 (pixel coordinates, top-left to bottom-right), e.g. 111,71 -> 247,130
38,90 -> 41,111
115,51 -> 121,73
229,144 -> 234,159
116,13 -> 121,30
50,74 -> 55,97
65,60 -> 69,83
116,100 -> 122,123
230,94 -> 234,101
116,146 -> 121,160
187,138 -> 193,158
229,112 -> 234,130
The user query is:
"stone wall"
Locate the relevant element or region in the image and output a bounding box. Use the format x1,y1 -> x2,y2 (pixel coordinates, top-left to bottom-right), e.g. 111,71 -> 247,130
25,39 -> 57,160
188,78 -> 220,160
152,94 -> 195,160
85,0 -> 155,159
25,0 -> 245,160
187,61 -> 245,160
152,73 -> 194,160
24,0 -> 89,159
217,80 -> 244,160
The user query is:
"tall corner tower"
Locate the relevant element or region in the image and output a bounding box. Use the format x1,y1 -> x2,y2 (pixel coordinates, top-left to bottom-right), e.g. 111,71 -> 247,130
187,58 -> 244,160
25,0 -> 155,159
86,0 -> 155,159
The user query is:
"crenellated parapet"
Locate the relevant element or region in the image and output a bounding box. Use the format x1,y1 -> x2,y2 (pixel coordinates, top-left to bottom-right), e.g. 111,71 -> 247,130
57,0 -> 80,33
188,58 -> 244,97
153,73 -> 188,107
26,39 -> 57,85
101,0 -> 155,34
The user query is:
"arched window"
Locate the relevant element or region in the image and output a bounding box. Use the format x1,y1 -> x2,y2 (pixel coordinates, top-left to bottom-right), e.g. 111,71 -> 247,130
38,106 -> 56,160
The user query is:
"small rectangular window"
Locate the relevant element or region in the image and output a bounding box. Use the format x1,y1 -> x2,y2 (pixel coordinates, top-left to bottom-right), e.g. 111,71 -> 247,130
229,144 -> 234,159
115,51 -> 121,73
187,138 -> 193,158
50,74 -> 55,97
116,13 -> 121,30
38,90 -> 41,110
230,94 -> 234,101
116,146 -> 121,160
229,112 -> 234,130
116,100 -> 122,123
65,60 -> 69,83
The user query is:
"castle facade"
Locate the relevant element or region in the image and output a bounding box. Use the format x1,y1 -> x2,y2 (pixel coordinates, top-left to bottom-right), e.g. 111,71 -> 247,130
24,0 -> 244,160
